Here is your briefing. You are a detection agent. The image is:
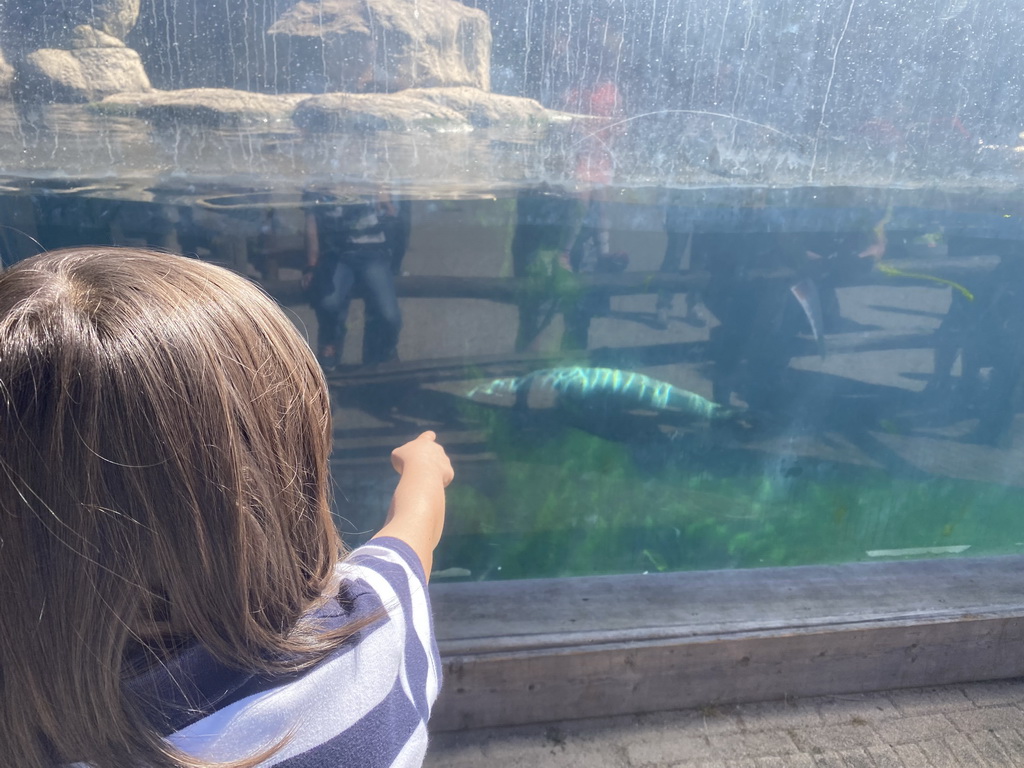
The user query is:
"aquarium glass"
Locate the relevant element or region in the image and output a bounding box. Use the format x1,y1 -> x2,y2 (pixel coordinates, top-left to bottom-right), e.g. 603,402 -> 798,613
2,0 -> 1024,581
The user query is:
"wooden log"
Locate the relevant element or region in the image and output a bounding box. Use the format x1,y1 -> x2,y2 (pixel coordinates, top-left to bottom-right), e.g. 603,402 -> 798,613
262,270 -> 712,305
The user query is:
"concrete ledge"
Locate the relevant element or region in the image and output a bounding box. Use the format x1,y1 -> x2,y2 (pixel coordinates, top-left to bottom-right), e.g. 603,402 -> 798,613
429,556 -> 1024,730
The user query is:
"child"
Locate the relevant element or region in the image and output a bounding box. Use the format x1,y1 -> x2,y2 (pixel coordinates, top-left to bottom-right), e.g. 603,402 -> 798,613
0,247 -> 453,768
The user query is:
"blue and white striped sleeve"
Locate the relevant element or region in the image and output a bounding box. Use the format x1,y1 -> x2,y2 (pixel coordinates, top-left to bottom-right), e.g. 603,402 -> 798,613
165,537 -> 442,768
343,536 -> 443,718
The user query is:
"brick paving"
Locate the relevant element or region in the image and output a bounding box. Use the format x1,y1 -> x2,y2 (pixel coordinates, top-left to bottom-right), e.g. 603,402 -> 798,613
426,679 -> 1024,767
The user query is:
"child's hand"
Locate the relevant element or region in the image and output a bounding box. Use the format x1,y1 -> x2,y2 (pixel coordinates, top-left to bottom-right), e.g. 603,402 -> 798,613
391,431 -> 454,487
378,432 -> 453,578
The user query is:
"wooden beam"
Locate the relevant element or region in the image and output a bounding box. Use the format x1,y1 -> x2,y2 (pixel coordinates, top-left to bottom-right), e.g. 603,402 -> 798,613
263,270 -> 711,305
429,556 -> 1024,730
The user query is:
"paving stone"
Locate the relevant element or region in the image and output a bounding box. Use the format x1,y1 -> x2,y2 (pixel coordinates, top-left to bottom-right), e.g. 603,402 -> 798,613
635,708 -> 746,738
835,747 -> 876,768
787,723 -> 884,752
891,743 -> 931,768
887,686 -> 974,716
428,681 -> 1024,768
560,717 -> 681,748
753,756 -> 816,768
626,735 -> 717,765
737,731 -> 801,758
873,714 -> 956,746
941,733 -> 990,766
962,680 -> 1024,708
966,729 -> 1013,764
992,728 -> 1024,763
700,729 -> 798,760
809,752 -> 851,768
722,760 -> 762,768
915,738 -> 958,767
948,704 -> 1024,734
735,699 -> 823,731
865,745 -> 905,768
817,695 -> 900,725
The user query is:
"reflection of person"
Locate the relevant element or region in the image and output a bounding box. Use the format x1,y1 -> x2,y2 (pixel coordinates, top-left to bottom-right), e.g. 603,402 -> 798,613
0,248 -> 453,767
303,191 -> 403,368
655,206 -> 701,329
928,248 -> 1024,444
558,42 -> 629,350
508,22 -> 631,352
511,188 -> 586,352
699,229 -> 870,411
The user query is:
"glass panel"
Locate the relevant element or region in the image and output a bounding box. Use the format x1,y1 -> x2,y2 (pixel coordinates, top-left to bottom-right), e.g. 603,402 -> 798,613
1,0 -> 1022,580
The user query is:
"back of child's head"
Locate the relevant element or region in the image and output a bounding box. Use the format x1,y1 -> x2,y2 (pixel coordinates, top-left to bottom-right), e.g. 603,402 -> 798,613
0,248 -> 344,767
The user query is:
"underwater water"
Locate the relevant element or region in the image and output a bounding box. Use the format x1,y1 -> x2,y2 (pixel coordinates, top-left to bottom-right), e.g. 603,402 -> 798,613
3,0 -> 1024,582
196,184 -> 1024,581
5,155 -> 1024,582
5,173 -> 1024,581
394,190 -> 1024,581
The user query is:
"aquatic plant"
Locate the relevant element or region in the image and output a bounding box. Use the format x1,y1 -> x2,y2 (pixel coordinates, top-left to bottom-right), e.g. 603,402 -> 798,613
434,410 -> 1024,580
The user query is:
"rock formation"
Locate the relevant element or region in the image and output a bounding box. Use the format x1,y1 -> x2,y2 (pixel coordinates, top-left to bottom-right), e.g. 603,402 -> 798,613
2,0 -> 561,144
404,87 -> 564,130
94,84 -> 569,137
294,87 -> 565,133
97,88 -> 309,127
292,90 -> 473,133
0,0 -> 147,102
269,0 -> 491,94
21,25 -> 151,102
92,0 -> 142,40
0,47 -> 13,98
1,0 -> 140,51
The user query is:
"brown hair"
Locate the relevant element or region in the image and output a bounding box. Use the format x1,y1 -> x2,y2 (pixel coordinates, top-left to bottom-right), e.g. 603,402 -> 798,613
0,248 -> 355,767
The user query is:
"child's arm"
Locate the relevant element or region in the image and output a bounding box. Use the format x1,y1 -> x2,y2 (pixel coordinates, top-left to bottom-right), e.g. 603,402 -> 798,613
372,431 -> 454,582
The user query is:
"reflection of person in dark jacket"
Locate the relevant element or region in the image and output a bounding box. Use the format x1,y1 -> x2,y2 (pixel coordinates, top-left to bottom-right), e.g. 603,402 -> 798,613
928,249 -> 1024,445
302,192 -> 403,369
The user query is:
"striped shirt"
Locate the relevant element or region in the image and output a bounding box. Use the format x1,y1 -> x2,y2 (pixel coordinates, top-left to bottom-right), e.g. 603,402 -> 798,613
125,537 -> 441,767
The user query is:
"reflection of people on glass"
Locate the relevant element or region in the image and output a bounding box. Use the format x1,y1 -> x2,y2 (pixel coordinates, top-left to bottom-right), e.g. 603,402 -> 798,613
510,188 -> 583,353
928,248 -> 1024,445
559,28 -> 629,350
510,24 -> 629,353
655,208 -> 701,330
302,191 -> 402,369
